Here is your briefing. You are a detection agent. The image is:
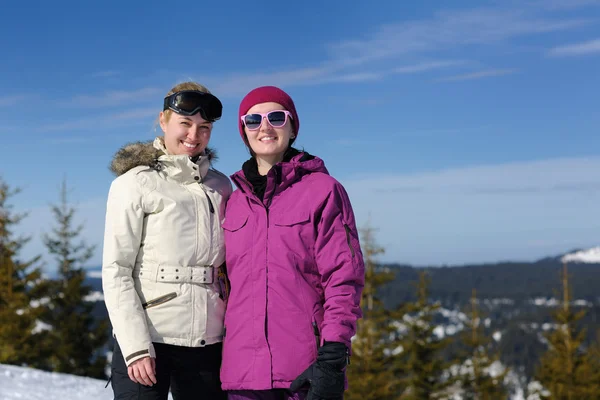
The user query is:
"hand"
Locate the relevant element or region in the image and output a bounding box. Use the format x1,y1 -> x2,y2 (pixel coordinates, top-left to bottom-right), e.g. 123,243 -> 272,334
127,356 -> 157,386
290,342 -> 347,400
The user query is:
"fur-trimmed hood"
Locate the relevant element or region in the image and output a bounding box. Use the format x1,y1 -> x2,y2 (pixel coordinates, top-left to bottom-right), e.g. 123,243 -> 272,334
109,138 -> 217,176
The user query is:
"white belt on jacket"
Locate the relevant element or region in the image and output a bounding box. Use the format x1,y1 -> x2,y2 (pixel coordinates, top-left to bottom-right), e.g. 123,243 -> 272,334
135,264 -> 214,284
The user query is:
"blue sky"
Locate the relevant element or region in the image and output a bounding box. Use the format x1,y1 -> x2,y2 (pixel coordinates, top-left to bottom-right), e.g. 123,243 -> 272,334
2,0 -> 600,272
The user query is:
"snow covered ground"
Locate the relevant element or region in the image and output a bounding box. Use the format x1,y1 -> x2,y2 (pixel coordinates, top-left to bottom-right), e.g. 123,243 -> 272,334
0,364 -> 173,400
1,362 -> 544,400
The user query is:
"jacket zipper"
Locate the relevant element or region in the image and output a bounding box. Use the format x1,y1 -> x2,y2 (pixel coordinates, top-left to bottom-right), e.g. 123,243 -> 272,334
202,188 -> 215,213
197,170 -> 214,214
264,203 -> 273,381
142,292 -> 178,309
344,224 -> 355,258
264,167 -> 280,382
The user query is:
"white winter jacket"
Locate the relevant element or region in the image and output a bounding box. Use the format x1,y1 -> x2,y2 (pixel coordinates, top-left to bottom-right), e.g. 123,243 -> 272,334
102,137 -> 232,366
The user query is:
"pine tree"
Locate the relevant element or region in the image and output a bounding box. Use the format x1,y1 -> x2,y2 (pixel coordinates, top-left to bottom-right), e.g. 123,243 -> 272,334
397,272 -> 454,400
346,224 -> 402,400
582,332 -> 600,397
534,263 -> 598,400
40,179 -> 109,378
456,289 -> 508,400
0,177 -> 51,366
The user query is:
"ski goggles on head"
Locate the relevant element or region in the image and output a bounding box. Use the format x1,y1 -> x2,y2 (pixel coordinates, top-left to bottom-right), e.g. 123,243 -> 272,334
163,90 -> 223,122
241,110 -> 293,130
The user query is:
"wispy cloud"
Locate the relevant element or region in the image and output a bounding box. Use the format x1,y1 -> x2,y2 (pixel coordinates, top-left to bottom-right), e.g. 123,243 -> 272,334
46,137 -> 93,144
38,107 -> 157,133
209,4 -> 590,92
331,139 -> 370,147
548,38 -> 600,56
109,107 -> 157,121
437,68 -> 518,82
350,157 -> 600,195
59,2 -> 597,104
211,66 -> 333,96
63,87 -> 162,108
89,70 -> 121,78
532,0 -> 600,11
210,59 -> 467,96
318,72 -> 384,83
0,94 -> 36,107
330,127 -> 465,147
393,60 -> 467,74
328,7 -> 590,65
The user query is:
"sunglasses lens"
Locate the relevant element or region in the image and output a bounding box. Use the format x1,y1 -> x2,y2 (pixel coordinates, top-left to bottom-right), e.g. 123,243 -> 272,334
267,111 -> 287,127
244,114 -> 262,130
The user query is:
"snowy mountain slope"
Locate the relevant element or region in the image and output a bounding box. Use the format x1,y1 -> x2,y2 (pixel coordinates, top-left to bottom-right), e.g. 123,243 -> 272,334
561,246 -> 600,264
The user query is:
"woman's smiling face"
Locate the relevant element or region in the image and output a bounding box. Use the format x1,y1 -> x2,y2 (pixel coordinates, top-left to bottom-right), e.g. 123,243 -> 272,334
160,111 -> 213,156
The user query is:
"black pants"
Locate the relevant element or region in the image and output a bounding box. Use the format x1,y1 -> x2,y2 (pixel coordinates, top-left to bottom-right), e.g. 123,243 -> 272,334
110,340 -> 226,400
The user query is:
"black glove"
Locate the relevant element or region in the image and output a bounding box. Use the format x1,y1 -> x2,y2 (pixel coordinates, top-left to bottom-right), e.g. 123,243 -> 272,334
290,342 -> 348,400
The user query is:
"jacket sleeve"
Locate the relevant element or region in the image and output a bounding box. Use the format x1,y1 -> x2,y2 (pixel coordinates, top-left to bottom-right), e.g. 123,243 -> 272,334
101,173 -> 156,366
314,181 -> 365,350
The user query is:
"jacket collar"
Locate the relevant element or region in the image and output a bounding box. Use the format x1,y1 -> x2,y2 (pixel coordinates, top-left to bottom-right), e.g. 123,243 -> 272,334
231,152 -> 328,203
153,138 -> 211,184
109,137 -> 215,184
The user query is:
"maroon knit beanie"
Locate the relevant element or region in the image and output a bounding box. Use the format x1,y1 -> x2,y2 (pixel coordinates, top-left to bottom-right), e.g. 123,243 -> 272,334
238,86 -> 300,140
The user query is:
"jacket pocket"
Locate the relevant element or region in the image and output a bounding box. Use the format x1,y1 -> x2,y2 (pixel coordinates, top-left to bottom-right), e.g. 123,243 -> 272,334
272,210 -> 310,227
222,214 -> 251,264
222,214 -> 249,232
141,292 -> 177,309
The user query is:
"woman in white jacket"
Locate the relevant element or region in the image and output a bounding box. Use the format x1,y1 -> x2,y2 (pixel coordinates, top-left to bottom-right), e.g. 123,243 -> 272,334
102,81 -> 231,400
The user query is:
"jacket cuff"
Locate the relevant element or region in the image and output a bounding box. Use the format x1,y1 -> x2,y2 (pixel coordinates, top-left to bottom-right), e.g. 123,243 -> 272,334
321,324 -> 353,351
124,342 -> 156,366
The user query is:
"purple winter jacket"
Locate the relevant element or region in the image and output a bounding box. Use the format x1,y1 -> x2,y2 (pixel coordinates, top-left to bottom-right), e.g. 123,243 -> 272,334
220,153 -> 365,391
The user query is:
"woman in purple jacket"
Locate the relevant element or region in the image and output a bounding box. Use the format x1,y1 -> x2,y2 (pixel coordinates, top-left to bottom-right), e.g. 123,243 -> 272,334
221,86 -> 365,400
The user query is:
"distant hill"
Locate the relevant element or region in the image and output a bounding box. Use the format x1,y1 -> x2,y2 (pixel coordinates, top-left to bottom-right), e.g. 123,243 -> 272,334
380,258 -> 600,308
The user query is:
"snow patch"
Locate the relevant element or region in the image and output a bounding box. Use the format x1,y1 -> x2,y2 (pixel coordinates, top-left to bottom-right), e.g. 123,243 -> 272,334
561,247 -> 600,263
32,320 -> 52,334
86,270 -> 103,279
84,291 -> 104,302
0,364 -> 172,400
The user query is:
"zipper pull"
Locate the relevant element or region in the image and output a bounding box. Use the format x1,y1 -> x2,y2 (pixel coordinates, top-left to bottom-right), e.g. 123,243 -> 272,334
312,321 -> 321,349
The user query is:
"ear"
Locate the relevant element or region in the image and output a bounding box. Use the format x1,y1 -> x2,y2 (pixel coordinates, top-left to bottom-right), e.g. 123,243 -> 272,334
159,111 -> 167,133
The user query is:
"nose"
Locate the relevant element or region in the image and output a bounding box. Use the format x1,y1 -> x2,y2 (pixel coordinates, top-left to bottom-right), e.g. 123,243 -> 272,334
259,115 -> 272,131
187,128 -> 207,142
